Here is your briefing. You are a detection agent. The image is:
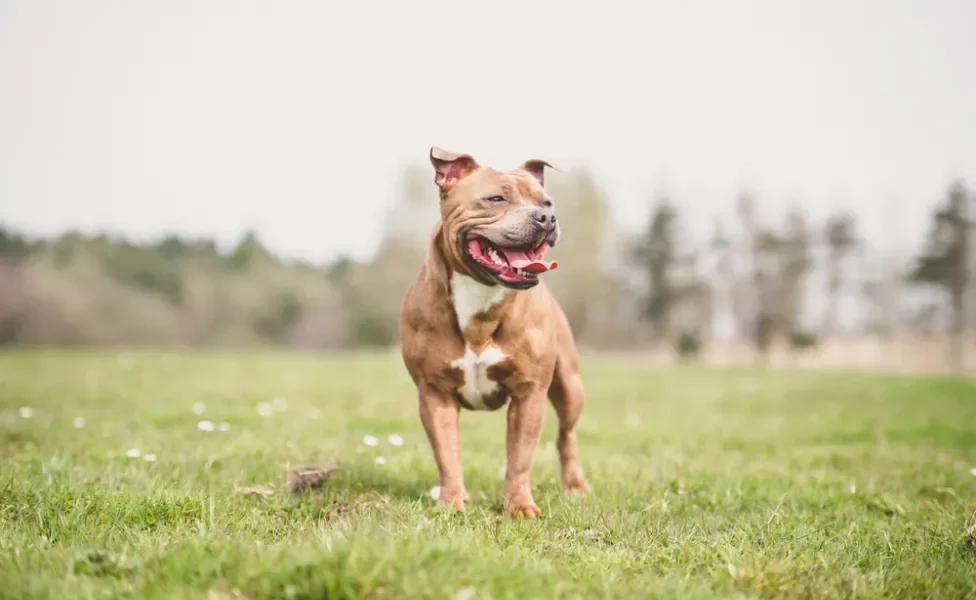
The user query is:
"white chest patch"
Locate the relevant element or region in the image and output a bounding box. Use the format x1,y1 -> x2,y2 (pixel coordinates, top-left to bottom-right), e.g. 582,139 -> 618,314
451,344 -> 506,410
450,272 -> 509,332
449,274 -> 511,411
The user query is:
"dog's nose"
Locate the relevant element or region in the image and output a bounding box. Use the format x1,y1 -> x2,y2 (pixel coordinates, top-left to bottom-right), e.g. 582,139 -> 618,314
532,208 -> 557,228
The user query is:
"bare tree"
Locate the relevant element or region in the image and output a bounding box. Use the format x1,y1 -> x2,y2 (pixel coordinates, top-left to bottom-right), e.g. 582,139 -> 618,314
708,219 -> 735,340
860,257 -> 902,339
821,211 -> 859,338
778,207 -> 813,338
734,192 -> 783,363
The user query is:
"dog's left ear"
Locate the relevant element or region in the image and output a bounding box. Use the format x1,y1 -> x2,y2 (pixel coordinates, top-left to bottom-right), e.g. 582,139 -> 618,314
520,159 -> 559,187
430,146 -> 479,192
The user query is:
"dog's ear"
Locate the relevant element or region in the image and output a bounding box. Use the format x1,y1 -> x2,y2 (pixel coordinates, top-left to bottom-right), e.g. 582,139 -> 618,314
430,146 -> 479,192
520,159 -> 559,187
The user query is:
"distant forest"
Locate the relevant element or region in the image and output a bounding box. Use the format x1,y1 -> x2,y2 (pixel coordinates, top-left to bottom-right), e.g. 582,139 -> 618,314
1,166 -> 973,371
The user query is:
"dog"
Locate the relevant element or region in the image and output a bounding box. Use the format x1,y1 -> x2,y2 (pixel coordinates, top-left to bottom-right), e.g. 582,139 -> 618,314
399,146 -> 590,518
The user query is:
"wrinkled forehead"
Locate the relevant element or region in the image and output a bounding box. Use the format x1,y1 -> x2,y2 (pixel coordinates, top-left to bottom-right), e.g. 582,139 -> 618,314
450,167 -> 549,204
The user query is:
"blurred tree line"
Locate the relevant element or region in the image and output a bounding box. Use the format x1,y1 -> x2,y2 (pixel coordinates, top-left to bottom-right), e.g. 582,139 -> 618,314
0,168 -> 973,371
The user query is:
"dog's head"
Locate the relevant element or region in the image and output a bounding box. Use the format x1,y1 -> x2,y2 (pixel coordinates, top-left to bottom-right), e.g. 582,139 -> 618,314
430,146 -> 560,290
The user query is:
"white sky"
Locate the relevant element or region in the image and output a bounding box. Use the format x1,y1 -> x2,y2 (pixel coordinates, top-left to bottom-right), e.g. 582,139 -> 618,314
2,0 -> 974,264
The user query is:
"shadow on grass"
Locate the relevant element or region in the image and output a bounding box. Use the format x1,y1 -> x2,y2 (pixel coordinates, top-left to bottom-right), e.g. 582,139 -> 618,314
282,462 -> 576,519
335,466 -> 433,500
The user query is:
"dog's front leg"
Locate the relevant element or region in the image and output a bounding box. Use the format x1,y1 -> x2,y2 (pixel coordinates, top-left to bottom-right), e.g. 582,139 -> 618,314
503,389 -> 546,518
418,385 -> 468,510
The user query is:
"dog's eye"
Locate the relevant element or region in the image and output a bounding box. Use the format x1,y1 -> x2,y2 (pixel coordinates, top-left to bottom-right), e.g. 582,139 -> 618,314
484,195 -> 507,204
542,200 -> 553,208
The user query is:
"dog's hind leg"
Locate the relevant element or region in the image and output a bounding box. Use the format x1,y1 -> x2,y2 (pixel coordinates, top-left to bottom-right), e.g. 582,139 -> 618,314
547,330 -> 591,495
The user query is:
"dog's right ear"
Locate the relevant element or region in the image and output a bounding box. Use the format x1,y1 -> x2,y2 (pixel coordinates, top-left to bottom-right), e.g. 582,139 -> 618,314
430,146 -> 479,192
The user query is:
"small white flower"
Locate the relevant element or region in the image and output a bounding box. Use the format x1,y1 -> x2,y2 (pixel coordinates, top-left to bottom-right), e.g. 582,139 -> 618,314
374,456 -> 387,465
256,402 -> 274,418
271,396 -> 288,411
142,453 -> 157,462
363,435 -> 378,447
192,402 -> 206,415
429,485 -> 441,500
197,420 -> 215,432
388,434 -> 404,447
217,421 -> 231,432
18,406 -> 33,419
126,448 -> 141,458
72,416 -> 86,429
454,587 -> 477,600
850,481 -> 857,494
970,467 -> 976,477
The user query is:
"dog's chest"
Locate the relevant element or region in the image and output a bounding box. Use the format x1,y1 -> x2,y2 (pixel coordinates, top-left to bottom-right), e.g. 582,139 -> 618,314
450,345 -> 506,410
450,273 -> 508,332
449,274 -> 512,411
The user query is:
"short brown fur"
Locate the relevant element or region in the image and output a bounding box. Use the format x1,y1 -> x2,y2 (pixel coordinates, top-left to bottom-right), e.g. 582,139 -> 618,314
399,146 -> 590,518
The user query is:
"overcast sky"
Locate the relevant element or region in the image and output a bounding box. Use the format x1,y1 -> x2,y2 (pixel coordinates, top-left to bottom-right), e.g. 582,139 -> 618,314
2,0 -> 974,264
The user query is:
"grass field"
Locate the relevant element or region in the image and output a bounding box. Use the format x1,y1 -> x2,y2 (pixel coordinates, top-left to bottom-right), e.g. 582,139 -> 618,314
1,350 -> 975,599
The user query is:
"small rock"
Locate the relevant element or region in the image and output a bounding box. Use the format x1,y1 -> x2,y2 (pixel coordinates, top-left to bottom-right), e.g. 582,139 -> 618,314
286,465 -> 340,494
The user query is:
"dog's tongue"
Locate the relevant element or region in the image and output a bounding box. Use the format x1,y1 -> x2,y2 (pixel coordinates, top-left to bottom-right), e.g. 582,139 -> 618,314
500,248 -> 558,274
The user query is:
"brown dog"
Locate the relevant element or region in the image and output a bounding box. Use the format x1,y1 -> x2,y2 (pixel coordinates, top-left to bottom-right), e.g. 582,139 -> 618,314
399,146 -> 590,518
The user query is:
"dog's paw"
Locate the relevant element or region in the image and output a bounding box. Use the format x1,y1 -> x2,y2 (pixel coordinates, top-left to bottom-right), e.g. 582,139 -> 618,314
503,493 -> 541,519
563,472 -> 591,496
506,500 -> 541,519
437,487 -> 469,511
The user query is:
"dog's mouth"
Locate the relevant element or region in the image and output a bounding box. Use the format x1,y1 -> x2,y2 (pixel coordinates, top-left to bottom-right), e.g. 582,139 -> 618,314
462,233 -> 559,289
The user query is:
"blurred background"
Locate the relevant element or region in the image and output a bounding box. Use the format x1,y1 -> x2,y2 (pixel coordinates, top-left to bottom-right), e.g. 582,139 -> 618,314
1,1 -> 974,373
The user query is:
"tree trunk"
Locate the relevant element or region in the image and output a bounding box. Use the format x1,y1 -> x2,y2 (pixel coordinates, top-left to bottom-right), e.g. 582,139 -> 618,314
948,289 -> 965,372
823,266 -> 841,338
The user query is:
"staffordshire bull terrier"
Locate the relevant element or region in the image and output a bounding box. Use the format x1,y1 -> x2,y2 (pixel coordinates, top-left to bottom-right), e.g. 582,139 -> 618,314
399,146 -> 590,518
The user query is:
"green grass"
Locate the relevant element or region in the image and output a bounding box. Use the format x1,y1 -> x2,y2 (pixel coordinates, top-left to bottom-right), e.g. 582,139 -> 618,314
1,350 -> 975,599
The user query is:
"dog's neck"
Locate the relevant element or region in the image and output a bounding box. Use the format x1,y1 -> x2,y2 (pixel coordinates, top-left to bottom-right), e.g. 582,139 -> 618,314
427,222 -> 513,349
450,272 -> 509,334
